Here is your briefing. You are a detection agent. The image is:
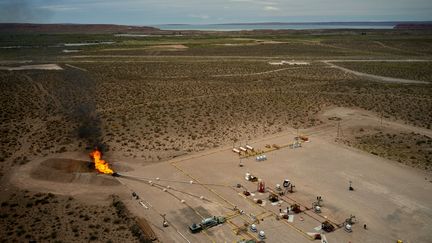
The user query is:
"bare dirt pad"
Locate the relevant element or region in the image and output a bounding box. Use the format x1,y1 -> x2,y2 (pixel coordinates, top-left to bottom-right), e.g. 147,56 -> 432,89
101,44 -> 188,52
30,158 -> 120,186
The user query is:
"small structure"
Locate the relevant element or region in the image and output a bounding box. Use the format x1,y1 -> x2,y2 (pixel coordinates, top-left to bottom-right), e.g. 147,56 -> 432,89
341,215 -> 356,233
245,173 -> 258,182
283,179 -> 295,193
257,180 -> 265,193
312,196 -> 323,213
344,224 -> 352,233
291,204 -> 302,214
268,193 -> 279,203
250,224 -> 257,232
321,221 -> 335,232
258,230 -> 266,239
290,140 -> 302,149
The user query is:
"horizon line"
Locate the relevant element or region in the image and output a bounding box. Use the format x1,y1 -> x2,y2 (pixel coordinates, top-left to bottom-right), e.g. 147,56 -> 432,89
1,20 -> 432,26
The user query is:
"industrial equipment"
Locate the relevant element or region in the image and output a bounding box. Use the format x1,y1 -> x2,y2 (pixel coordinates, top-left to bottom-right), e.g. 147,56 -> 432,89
237,240 -> 256,243
268,193 -> 279,203
291,204 -> 302,214
341,215 -> 356,233
344,223 -> 352,233
312,196 -> 323,213
349,181 -> 354,191
283,179 -> 295,193
189,216 -> 226,233
250,224 -> 257,232
257,180 -> 265,193
345,215 -> 356,225
258,230 -> 266,240
321,221 -> 335,232
245,173 -> 258,182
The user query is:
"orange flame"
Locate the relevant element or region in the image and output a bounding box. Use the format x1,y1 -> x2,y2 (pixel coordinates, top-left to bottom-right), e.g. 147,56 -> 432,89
89,149 -> 113,174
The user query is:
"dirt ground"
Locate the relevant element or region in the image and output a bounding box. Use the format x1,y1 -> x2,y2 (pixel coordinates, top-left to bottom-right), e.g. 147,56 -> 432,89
111,110 -> 431,243
6,107 -> 431,243
1,31 -> 432,242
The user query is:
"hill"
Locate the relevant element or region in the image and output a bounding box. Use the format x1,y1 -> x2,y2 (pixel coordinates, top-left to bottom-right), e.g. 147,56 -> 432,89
0,23 -> 160,34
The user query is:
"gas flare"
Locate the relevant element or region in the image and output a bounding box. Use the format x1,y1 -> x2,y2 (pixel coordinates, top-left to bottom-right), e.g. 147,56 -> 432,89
89,149 -> 113,174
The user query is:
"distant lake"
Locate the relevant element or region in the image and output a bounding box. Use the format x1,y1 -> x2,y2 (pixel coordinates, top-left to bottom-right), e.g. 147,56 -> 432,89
154,22 -> 397,31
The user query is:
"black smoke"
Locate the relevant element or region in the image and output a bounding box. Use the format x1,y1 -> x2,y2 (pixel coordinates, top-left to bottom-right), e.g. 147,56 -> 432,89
60,67 -> 106,151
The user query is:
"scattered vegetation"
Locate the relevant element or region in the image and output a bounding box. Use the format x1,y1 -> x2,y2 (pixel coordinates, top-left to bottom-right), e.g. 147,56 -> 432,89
337,61 -> 432,82
342,128 -> 432,171
0,191 -> 144,242
0,31 -> 431,180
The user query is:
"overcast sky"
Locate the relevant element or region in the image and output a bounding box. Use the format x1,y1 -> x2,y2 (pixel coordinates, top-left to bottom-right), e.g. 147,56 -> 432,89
1,0 -> 431,25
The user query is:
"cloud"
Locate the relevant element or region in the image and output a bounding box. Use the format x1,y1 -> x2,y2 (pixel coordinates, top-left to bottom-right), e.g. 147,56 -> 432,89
38,5 -> 78,11
3,0 -> 430,24
188,14 -> 210,20
0,0 -> 53,23
264,6 -> 279,11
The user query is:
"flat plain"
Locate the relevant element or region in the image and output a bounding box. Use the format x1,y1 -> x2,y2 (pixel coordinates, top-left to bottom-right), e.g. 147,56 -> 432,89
1,29 -> 432,242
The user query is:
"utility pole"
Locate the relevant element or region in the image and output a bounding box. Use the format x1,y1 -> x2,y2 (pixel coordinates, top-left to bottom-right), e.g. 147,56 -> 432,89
336,121 -> 340,139
336,121 -> 343,140
380,111 -> 383,126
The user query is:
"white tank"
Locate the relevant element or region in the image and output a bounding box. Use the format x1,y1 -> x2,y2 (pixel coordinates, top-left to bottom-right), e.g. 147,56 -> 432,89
345,224 -> 352,231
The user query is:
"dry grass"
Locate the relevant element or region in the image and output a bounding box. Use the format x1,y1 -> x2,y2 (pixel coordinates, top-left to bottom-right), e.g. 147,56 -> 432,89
0,191 -> 146,243
342,128 -> 432,171
1,60 -> 431,175
336,61 -> 432,82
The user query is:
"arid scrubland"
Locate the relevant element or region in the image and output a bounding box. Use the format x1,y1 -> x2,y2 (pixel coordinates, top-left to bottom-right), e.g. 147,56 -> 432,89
336,61 -> 432,82
1,31 -> 432,177
342,128 -> 432,171
1,29 -> 432,243
1,60 -> 431,172
0,191 -> 148,242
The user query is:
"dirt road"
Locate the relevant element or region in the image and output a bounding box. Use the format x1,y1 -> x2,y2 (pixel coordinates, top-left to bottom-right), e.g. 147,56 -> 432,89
323,61 -> 430,84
